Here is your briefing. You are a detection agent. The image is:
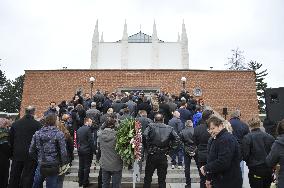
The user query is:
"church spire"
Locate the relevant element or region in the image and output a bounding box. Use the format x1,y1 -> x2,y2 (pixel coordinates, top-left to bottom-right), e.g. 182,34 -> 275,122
181,19 -> 188,42
122,20 -> 128,41
92,19 -> 99,43
91,19 -> 100,69
121,20 -> 128,69
180,20 -> 189,69
152,20 -> 158,42
100,32 -> 104,42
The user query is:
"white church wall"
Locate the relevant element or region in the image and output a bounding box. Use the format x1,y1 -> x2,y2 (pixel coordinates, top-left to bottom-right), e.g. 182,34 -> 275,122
128,43 -> 152,69
159,43 -> 182,69
97,42 -> 182,69
98,43 -> 121,69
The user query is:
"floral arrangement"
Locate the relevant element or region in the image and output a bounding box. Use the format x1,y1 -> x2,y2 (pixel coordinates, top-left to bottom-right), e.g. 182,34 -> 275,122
115,118 -> 142,166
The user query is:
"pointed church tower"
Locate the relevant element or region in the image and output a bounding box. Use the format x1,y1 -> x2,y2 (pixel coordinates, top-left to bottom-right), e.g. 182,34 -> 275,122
180,20 -> 189,69
152,20 -> 158,42
90,19 -> 99,69
151,20 -> 159,68
121,20 -> 129,69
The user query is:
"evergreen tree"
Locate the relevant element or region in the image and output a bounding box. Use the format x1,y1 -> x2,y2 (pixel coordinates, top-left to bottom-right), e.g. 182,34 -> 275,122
226,48 -> 247,70
0,74 -> 25,113
0,65 -> 6,90
247,61 -> 268,113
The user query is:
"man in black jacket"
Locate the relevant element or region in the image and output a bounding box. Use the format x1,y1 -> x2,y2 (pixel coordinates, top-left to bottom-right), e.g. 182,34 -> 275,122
201,116 -> 242,188
77,118 -> 94,187
193,110 -> 213,188
8,106 -> 41,188
180,120 -> 196,188
143,113 -> 180,188
242,117 -> 275,188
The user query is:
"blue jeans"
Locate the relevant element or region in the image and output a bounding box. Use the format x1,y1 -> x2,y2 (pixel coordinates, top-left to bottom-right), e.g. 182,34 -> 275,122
32,165 -> 59,188
171,146 -> 183,166
57,175 -> 65,188
102,169 -> 122,188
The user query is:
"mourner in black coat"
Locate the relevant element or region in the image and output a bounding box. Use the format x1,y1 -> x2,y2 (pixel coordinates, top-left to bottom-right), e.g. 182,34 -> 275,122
8,106 -> 42,188
201,116 -> 242,188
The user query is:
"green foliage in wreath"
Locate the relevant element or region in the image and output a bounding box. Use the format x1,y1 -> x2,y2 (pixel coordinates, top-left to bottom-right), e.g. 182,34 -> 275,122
115,118 -> 135,166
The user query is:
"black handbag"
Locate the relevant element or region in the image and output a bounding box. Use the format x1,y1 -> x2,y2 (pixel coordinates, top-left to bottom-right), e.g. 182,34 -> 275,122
39,139 -> 60,177
184,144 -> 197,157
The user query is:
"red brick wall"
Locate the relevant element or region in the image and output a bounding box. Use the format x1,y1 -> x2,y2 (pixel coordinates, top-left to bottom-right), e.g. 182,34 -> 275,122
21,69 -> 258,121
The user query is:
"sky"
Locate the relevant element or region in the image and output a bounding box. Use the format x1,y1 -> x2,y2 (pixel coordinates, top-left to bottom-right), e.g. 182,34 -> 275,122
0,0 -> 283,87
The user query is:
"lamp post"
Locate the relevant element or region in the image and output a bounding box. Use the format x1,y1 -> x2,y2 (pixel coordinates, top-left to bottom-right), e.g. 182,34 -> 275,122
181,77 -> 187,91
89,77 -> 96,99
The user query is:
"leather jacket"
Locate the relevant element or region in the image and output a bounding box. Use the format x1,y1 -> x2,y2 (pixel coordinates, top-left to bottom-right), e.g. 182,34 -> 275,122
143,122 -> 180,154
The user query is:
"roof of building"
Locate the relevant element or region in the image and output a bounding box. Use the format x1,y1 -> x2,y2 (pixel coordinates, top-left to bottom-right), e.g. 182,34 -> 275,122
116,31 -> 164,43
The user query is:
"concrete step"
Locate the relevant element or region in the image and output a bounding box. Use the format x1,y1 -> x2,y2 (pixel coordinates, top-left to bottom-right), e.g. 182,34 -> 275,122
65,173 -> 200,183
70,151 -> 200,183
68,165 -> 200,174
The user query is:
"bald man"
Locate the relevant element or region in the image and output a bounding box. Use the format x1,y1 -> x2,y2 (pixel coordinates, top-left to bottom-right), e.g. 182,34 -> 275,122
168,111 -> 184,169
143,113 -> 180,188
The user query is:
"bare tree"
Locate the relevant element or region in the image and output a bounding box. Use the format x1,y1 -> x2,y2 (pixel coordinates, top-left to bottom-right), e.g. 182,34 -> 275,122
226,48 -> 247,70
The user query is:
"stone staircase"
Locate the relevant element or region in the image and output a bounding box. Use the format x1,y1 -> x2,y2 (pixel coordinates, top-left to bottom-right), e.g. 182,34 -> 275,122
65,151 -> 200,185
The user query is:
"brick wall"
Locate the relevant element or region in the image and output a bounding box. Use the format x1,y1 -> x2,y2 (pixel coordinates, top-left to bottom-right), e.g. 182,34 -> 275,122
21,69 -> 258,121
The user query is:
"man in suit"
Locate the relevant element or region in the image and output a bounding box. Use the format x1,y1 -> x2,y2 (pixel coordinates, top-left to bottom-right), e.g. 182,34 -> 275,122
77,118 -> 94,187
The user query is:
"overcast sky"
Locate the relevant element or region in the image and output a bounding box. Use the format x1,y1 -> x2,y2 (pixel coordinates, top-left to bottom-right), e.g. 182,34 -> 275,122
0,0 -> 283,87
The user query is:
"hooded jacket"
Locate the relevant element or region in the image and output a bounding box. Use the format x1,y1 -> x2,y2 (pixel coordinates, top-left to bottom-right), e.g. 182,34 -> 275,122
98,128 -> 123,171
266,134 -> 284,187
29,126 -> 68,165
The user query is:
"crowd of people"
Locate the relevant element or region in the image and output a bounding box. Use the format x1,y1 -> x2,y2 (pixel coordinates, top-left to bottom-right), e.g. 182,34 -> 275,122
0,89 -> 283,188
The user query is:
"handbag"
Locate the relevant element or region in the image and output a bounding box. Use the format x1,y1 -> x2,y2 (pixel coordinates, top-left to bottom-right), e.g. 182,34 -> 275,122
184,144 -> 197,157
39,138 -> 60,177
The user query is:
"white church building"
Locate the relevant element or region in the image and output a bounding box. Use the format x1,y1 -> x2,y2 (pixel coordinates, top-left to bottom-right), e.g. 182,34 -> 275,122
90,20 -> 189,69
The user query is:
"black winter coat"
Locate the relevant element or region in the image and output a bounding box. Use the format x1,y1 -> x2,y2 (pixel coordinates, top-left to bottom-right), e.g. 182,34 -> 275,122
112,100 -> 126,113
180,126 -> 195,146
9,115 -> 41,161
205,129 -> 242,188
193,122 -> 211,163
159,102 -> 172,124
242,128 -> 274,169
266,134 -> 284,188
137,102 -> 152,116
77,125 -> 94,155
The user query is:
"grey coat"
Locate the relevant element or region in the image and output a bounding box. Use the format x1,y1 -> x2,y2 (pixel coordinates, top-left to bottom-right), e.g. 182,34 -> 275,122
168,117 -> 183,134
98,128 -> 123,171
